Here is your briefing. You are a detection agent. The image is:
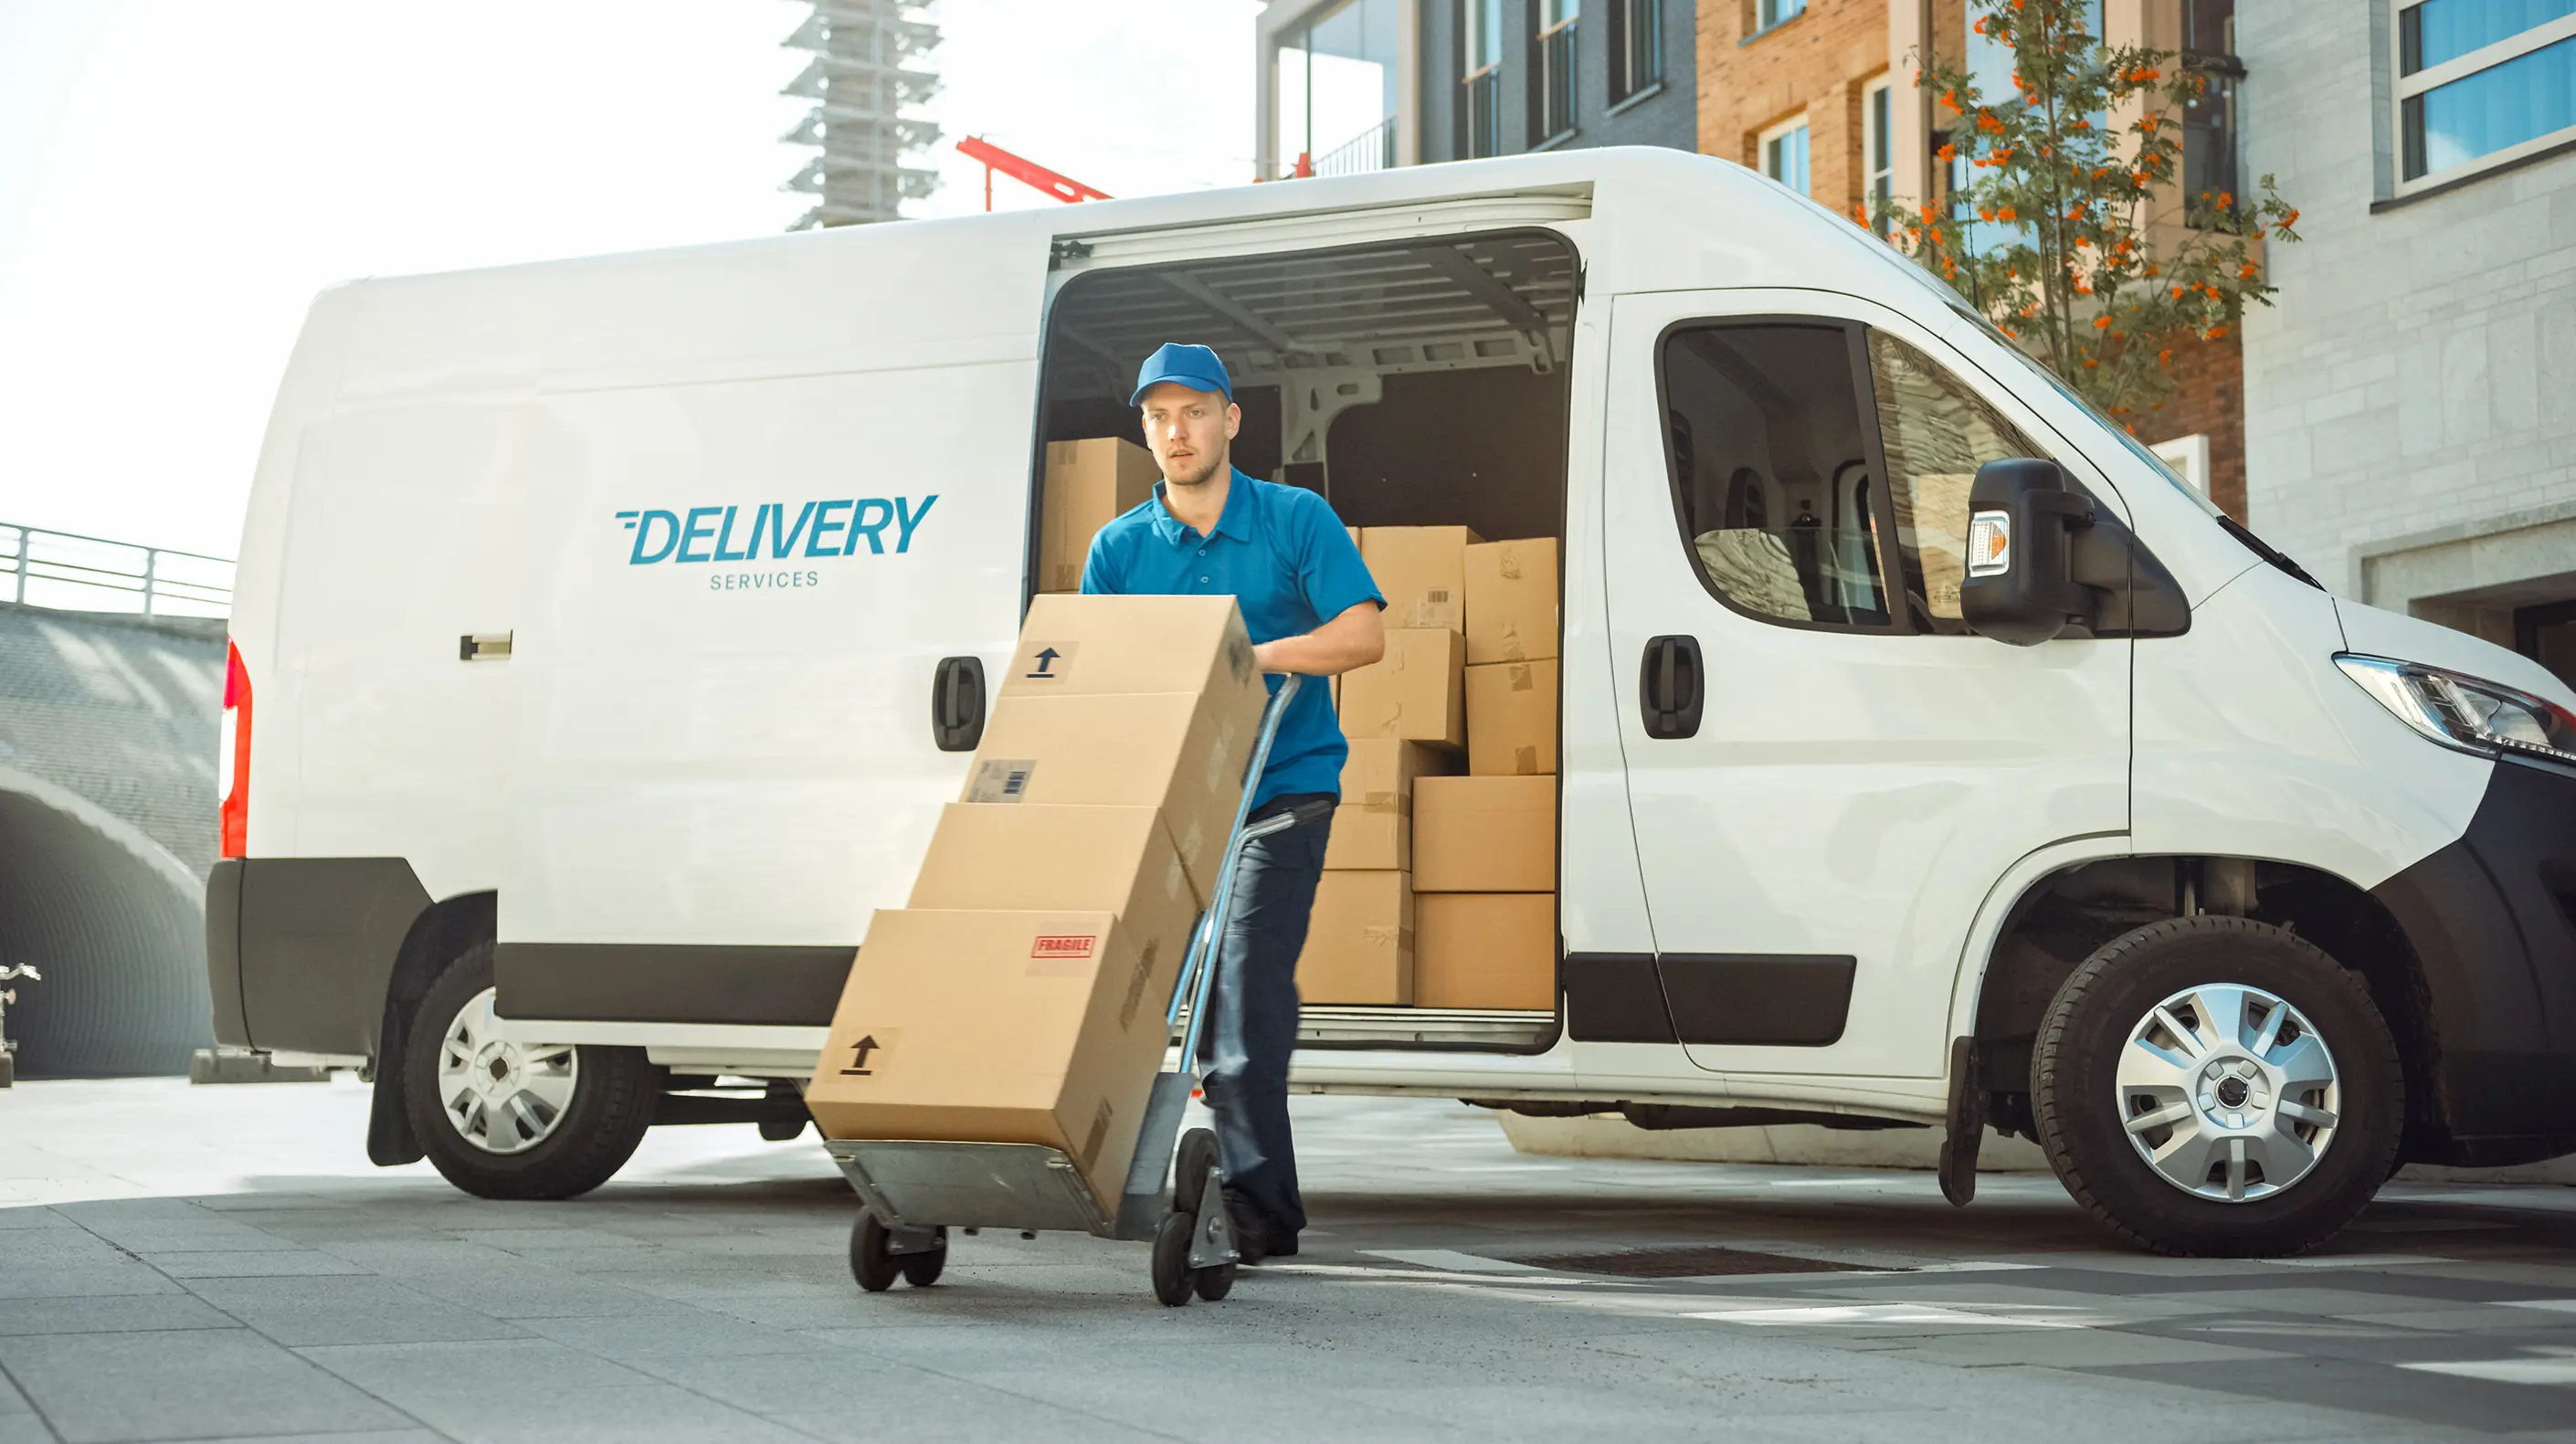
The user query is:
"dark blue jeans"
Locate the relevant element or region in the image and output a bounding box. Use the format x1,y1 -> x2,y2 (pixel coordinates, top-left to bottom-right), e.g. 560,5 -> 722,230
1198,791 -> 1334,1236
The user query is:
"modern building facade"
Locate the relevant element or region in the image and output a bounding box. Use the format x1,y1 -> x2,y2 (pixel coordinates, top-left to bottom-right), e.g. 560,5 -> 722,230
2236,1 -> 2576,688
1255,0 -> 1696,180
780,0 -> 942,228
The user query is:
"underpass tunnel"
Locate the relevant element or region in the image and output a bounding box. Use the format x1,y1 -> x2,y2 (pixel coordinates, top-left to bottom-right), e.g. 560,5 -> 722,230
0,770 -> 211,1076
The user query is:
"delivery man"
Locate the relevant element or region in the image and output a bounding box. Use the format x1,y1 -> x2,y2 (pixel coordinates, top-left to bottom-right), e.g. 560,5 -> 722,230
1081,342 -> 1385,1262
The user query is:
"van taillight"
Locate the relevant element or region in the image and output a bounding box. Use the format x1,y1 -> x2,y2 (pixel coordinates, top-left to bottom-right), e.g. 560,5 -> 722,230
219,639 -> 251,859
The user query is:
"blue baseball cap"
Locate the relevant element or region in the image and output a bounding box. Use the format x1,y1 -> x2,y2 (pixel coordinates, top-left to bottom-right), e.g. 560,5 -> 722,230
1130,343 -> 1233,406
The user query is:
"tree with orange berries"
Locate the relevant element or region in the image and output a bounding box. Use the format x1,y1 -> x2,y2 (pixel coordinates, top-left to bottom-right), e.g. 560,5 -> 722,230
1872,0 -> 2298,427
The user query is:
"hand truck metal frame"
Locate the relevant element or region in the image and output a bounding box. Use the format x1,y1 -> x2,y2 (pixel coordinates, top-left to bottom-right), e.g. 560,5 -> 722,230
826,674 -> 1305,1306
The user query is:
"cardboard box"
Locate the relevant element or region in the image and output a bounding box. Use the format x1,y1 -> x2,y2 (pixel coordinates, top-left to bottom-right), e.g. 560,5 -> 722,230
1415,893 -> 1556,1010
907,804 -> 1202,973
1464,659 -> 1558,776
963,690 -> 1254,901
1293,871 -> 1414,1005
1412,775 -> 1555,891
1337,627 -> 1463,748
1038,438 -> 1159,593
1321,739 -> 1450,871
1000,594 -> 1262,710
1361,525 -> 1483,632
1463,538 -> 1558,664
807,909 -> 1179,1209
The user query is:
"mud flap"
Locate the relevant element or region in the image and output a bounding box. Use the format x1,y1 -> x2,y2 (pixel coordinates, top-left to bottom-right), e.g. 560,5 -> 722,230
1938,1035 -> 1982,1207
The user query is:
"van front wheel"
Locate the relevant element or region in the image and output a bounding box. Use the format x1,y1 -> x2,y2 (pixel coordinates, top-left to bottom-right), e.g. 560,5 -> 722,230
2033,917 -> 2401,1258
403,942 -> 662,1200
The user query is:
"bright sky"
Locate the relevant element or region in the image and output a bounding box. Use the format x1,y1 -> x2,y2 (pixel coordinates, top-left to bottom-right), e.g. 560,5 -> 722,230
0,0 -> 1260,560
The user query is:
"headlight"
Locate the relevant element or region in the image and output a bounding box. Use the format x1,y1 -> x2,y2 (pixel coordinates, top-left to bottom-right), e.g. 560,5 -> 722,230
2336,654 -> 2576,765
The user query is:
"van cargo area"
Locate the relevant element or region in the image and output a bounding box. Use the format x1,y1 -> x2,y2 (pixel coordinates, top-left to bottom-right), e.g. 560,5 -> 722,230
1033,230 -> 1577,1051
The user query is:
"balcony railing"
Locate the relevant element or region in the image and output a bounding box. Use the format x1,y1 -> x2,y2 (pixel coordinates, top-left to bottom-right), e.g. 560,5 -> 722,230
1315,115 -> 1398,176
0,524 -> 234,618
1535,21 -> 1578,144
1461,67 -> 1503,159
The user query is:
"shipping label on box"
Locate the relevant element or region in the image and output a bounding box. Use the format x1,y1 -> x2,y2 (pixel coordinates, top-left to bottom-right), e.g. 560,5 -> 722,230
962,690 -> 1254,901
1361,525 -> 1483,633
1415,893 -> 1556,1010
1039,438 -> 1159,593
1002,594 -> 1260,707
1337,628 -> 1463,748
1464,658 -> 1558,776
1412,775 -> 1555,891
907,804 -> 1203,965
808,909 -> 1179,1209
1463,538 -> 1559,664
1293,871 -> 1415,1005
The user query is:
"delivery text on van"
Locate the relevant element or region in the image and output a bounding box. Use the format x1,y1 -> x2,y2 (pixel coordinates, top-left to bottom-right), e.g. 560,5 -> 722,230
616,498 -> 938,592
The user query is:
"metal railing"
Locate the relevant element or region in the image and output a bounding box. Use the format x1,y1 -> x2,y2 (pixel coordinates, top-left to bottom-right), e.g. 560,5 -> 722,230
1461,67 -> 1503,159
1536,21 -> 1578,144
1314,115 -> 1398,177
0,524 -> 234,618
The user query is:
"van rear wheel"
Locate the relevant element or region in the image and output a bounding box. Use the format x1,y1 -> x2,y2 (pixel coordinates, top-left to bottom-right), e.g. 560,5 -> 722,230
2033,916 -> 2401,1258
404,941 -> 662,1200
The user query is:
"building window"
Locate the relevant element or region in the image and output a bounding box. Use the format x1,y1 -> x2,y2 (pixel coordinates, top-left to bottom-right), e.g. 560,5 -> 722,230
1610,0 -> 1663,102
2395,0 -> 2576,189
1863,76 -> 1894,230
1461,0 -> 1504,158
1275,0 -> 1403,179
1756,0 -> 1807,33
2180,0 -> 2244,219
1533,0 -> 1579,144
1762,115 -> 1811,195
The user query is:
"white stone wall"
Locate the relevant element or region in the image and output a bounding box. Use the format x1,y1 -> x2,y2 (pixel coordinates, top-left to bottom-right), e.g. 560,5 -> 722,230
2235,3 -> 2576,619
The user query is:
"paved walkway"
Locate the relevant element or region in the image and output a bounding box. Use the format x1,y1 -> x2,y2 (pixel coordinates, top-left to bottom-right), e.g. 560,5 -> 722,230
3,1078 -> 2574,1442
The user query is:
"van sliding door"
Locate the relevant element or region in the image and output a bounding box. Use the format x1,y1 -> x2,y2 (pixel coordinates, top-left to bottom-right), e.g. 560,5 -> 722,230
1599,289 -> 2132,1080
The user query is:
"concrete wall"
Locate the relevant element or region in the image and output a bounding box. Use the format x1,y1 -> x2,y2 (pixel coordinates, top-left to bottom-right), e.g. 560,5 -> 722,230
2235,5 -> 2576,616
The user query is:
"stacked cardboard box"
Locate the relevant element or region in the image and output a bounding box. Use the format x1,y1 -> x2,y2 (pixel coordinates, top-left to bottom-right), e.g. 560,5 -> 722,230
806,595 -> 1265,1209
1297,738 -> 1453,1005
1037,438 -> 1159,594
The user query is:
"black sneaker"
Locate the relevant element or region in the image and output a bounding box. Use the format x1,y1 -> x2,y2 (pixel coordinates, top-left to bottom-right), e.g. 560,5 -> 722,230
1221,1187 -> 1272,1266
1264,1228 -> 1298,1258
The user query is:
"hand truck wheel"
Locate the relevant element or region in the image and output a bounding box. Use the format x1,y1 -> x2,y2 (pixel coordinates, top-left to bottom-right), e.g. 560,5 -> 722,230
850,1213 -> 901,1293
900,1227 -> 948,1287
1174,1127 -> 1219,1216
1150,1210 -> 1198,1307
1194,1260 -> 1236,1302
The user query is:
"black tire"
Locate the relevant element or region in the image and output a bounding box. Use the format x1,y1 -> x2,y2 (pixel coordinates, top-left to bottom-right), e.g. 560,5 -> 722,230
403,942 -> 662,1201
1195,1260 -> 1235,1302
1151,1210 -> 1198,1307
1174,1128 -> 1219,1217
2034,916 -> 2402,1258
850,1214 -> 900,1292
900,1228 -> 948,1287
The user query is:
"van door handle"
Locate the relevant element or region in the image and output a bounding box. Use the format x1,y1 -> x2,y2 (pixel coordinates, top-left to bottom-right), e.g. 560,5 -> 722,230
930,656 -> 986,752
1639,635 -> 1704,740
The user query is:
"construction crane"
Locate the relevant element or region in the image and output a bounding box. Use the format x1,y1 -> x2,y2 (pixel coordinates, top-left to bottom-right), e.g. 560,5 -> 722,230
956,136 -> 1110,212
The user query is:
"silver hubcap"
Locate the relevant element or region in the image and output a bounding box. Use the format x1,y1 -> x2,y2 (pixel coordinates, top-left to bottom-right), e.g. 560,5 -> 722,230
435,986 -> 577,1156
2116,983 -> 2340,1203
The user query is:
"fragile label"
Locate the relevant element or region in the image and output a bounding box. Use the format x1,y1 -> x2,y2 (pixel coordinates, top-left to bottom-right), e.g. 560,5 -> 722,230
1030,933 -> 1098,960
966,760 -> 1036,803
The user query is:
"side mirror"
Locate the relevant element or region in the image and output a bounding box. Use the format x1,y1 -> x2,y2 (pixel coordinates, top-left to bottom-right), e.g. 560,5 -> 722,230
1960,458 -> 2097,647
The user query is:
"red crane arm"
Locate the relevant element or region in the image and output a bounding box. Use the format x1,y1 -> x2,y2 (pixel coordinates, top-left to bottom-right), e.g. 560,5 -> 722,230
956,136 -> 1112,206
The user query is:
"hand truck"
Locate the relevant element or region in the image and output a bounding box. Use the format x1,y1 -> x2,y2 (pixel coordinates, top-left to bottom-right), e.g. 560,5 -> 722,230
824,674 -> 1305,1307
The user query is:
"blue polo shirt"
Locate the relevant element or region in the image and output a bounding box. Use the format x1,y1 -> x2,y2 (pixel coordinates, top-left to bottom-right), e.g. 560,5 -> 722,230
1082,469 -> 1382,809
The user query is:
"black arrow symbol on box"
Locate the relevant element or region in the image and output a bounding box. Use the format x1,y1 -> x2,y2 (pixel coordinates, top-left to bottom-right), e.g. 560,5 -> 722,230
1026,647 -> 1061,678
840,1036 -> 879,1075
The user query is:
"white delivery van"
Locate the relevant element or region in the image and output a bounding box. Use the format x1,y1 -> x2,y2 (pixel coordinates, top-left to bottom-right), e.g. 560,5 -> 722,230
211,148 -> 2576,1256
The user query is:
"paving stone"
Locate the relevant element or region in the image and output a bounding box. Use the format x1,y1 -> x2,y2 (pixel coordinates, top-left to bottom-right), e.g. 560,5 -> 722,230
0,1296 -> 237,1336
182,1278 -> 528,1347
144,1253 -> 369,1281
0,1328 -> 410,1443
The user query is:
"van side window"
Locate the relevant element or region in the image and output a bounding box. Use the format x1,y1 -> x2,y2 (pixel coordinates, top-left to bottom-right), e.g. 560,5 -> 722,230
1864,332 -> 2049,634
1658,324 -> 1892,630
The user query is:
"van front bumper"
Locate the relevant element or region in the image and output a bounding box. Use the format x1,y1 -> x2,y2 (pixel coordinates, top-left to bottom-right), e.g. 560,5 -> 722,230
2371,756 -> 2576,1166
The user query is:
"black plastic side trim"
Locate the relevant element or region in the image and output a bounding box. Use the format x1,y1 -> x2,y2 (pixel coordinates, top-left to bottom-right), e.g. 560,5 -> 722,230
204,859 -> 250,1049
238,858 -> 431,1056
1564,953 -> 1677,1042
1657,954 -> 1857,1047
494,943 -> 854,1028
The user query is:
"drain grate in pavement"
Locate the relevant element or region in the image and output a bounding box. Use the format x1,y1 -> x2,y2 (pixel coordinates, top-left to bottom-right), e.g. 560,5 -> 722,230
1518,1246 -> 1870,1279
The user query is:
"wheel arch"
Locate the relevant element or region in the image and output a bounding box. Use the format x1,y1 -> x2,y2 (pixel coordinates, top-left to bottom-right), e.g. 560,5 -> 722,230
365,889 -> 496,1167
1958,852 -> 2443,1163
